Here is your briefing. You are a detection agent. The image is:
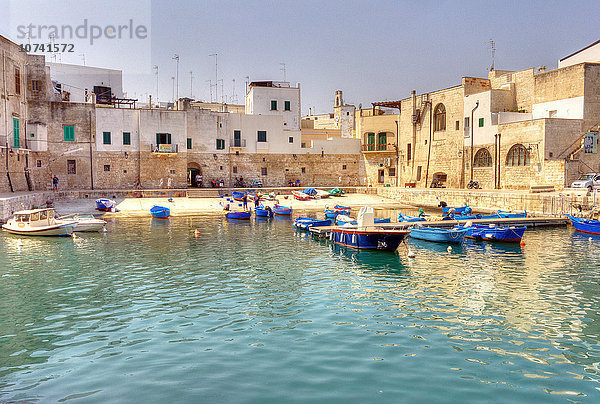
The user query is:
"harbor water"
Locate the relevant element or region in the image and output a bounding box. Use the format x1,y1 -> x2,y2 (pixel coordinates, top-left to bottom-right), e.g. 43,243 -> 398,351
1,215 -> 599,402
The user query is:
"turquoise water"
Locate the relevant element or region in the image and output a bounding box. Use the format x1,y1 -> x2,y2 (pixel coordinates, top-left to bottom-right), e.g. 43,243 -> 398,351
1,215 -> 599,402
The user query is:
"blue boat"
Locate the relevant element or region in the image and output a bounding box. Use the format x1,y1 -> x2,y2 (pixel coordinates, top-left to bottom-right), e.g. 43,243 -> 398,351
409,226 -> 468,243
336,215 -> 391,226
453,213 -> 484,220
150,205 -> 170,219
565,214 -> 600,235
293,217 -> 331,230
442,205 -> 471,214
231,191 -> 246,201
96,198 -> 116,211
224,210 -> 251,220
324,209 -> 338,219
255,204 -> 274,218
273,204 -> 292,216
498,210 -> 527,218
330,228 -> 409,251
398,212 -> 426,222
459,224 -> 526,242
302,188 -> 317,196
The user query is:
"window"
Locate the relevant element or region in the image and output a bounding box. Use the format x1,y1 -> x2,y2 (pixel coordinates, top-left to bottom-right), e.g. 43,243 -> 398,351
187,138 -> 192,149
257,130 -> 267,142
478,118 -> 484,127
233,130 -> 242,147
36,160 -> 42,167
12,118 -> 19,148
378,169 -> 385,183
301,167 -> 306,174
64,125 -> 75,141
455,120 -> 460,130
67,159 -> 76,174
233,166 -> 238,174
366,132 -> 375,151
288,136 -> 294,143
416,166 -> 422,181
377,133 -> 387,151
104,165 -> 110,172
284,101 -> 291,111
434,103 -> 446,131
216,139 -> 225,150
31,80 -> 40,92
389,167 -> 396,177
407,143 -> 412,161
15,68 -> 21,95
347,112 -> 350,116
103,131 -> 111,145
342,164 -> 347,170
270,100 -> 277,110
156,133 -> 171,144
474,148 -> 492,167
170,170 -> 176,175
464,117 -> 470,128
123,132 -> 131,145
506,144 -> 530,166
261,167 -> 267,176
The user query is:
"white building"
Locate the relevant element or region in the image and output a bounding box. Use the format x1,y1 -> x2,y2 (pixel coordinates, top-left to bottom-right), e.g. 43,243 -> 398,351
47,62 -> 123,103
558,40 -> 600,69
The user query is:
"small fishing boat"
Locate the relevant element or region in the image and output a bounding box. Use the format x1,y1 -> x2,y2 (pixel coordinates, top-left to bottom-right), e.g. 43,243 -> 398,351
292,191 -> 310,200
96,198 -> 116,211
398,212 -> 426,222
565,214 -> 600,235
453,213 -> 483,220
442,205 -> 470,214
497,210 -> 527,218
150,205 -> 170,219
459,224 -> 527,242
324,209 -> 338,219
273,204 -> 292,215
330,207 -> 409,251
336,215 -> 391,226
255,204 -> 274,218
302,188 -> 318,198
231,191 -> 246,201
246,192 -> 259,201
224,210 -> 251,220
2,208 -> 77,236
293,217 -> 332,230
315,189 -> 330,199
334,204 -> 351,215
328,188 -> 345,196
61,214 -> 106,232
409,226 -> 468,243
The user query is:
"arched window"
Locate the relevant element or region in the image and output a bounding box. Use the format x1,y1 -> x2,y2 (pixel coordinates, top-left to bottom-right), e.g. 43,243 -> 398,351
506,144 -> 530,166
434,103 -> 446,131
377,132 -> 387,150
473,148 -> 492,167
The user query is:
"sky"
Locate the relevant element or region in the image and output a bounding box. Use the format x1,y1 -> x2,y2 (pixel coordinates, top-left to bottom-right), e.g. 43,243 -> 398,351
2,0 -> 599,114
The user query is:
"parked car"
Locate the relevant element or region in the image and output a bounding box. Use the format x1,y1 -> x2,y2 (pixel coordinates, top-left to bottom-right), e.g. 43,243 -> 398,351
571,173 -> 600,191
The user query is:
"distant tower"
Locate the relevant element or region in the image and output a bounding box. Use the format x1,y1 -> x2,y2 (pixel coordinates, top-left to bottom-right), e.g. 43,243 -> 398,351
334,90 -> 344,108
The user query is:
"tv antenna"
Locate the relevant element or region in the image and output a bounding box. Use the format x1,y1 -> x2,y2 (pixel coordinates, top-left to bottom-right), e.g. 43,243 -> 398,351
489,39 -> 496,71
280,63 -> 287,82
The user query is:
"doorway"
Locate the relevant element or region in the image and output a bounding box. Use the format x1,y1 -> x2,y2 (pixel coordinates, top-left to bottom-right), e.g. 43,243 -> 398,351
187,162 -> 202,187
378,169 -> 385,184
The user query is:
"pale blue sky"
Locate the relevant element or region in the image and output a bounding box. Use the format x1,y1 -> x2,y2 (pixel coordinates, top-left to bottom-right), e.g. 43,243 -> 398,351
2,0 -> 599,113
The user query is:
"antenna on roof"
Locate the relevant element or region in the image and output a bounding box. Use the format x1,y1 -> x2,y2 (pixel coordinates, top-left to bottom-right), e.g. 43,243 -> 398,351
489,39 -> 496,71
280,63 -> 286,82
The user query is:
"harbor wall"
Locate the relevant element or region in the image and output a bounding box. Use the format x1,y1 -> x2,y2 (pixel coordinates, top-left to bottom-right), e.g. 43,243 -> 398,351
376,186 -> 600,216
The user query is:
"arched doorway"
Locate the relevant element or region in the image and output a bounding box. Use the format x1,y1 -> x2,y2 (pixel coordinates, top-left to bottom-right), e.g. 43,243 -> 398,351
187,162 -> 203,187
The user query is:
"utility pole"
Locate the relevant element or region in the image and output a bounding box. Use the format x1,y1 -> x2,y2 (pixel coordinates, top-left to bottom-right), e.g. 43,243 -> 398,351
171,76 -> 175,103
489,39 -> 496,72
209,53 -> 218,102
153,65 -> 159,103
280,63 -> 286,82
218,79 -> 224,103
190,71 -> 194,98
173,54 -> 179,100
206,80 -> 213,102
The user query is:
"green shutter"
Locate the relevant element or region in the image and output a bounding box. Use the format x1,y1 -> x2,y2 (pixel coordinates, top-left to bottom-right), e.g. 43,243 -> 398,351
103,131 -> 111,144
12,118 -> 19,148
64,125 -> 74,141
123,132 -> 131,145
284,101 -> 291,111
367,133 -> 375,151
377,133 -> 386,150
478,118 -> 484,127
156,133 -> 161,145
271,100 -> 277,110
167,133 -> 172,144
187,138 -> 192,149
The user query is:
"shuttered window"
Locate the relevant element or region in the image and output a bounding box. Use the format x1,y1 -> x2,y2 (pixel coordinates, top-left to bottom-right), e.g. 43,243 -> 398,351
64,125 -> 75,141
123,132 -> 131,145
103,131 -> 111,145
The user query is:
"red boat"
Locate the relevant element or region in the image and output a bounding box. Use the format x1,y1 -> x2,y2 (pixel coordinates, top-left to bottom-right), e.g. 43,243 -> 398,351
292,191 -> 310,200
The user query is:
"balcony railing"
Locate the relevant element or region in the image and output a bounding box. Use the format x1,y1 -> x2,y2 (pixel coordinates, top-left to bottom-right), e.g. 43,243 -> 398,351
231,139 -> 246,148
362,143 -> 396,152
151,143 -> 178,153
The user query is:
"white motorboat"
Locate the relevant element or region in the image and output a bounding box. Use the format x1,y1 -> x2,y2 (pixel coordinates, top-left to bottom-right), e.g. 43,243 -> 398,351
61,214 -> 107,232
2,208 -> 77,236
315,189 -> 330,199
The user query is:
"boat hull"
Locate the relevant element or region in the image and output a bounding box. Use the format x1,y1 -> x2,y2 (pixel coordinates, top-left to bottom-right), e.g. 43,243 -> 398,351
292,191 -> 310,200
330,228 -> 408,251
231,191 -> 246,201
410,227 -> 467,243
442,206 -> 469,214
255,207 -> 273,217
565,214 -> 600,235
462,225 -> 526,242
294,217 -> 331,230
2,222 -> 77,236
96,199 -> 115,211
225,211 -> 251,220
273,205 -> 292,215
398,213 -> 426,222
150,206 -> 170,219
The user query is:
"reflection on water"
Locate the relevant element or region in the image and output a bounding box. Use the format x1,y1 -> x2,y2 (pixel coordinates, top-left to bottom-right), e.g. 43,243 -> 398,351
1,218 -> 600,401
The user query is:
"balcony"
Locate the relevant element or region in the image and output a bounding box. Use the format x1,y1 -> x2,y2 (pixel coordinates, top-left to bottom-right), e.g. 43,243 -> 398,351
362,143 -> 397,152
230,139 -> 246,148
151,144 -> 178,153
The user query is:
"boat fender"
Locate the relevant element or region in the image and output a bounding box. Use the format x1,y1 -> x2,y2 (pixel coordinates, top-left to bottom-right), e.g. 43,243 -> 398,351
72,234 -> 79,239
16,239 -> 23,247
103,227 -> 107,232
520,241 -> 526,246
447,246 -> 452,252
407,248 -> 415,258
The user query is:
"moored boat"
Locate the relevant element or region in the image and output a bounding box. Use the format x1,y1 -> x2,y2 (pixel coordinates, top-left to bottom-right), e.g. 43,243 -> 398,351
150,205 -> 170,219
96,198 -> 116,211
459,224 -> 526,242
292,191 -> 310,200
302,188 -> 318,198
324,209 -> 338,219
255,204 -> 274,218
2,208 -> 77,236
273,204 -> 292,215
61,214 -> 106,232
442,205 -> 470,214
336,215 -> 391,226
231,191 -> 246,201
409,226 -> 468,243
334,204 -> 351,215
328,188 -> 345,196
224,210 -> 251,220
497,210 -> 527,218
565,214 -> 600,235
293,217 -> 332,230
398,212 -> 426,222
315,189 -> 330,198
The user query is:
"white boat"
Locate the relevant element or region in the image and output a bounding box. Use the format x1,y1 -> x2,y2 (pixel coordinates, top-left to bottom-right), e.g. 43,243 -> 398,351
61,214 -> 107,232
2,208 -> 77,236
315,189 -> 330,199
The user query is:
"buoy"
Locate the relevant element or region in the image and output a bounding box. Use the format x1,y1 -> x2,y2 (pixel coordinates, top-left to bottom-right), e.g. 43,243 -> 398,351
103,227 -> 107,232
194,229 -> 200,237
16,239 -> 23,247
72,233 -> 79,239
447,246 -> 452,252
589,237 -> 593,241
520,240 -> 525,246
407,248 -> 416,258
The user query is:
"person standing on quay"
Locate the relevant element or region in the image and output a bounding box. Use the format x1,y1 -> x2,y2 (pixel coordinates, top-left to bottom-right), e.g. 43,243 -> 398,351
52,175 -> 59,191
242,194 -> 248,210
